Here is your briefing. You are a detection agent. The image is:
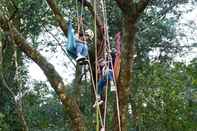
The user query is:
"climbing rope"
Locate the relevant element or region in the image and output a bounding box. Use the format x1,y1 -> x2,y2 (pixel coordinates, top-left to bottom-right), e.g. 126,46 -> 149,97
100,0 -> 122,130
74,0 -> 122,130
75,0 -> 104,128
93,1 -> 101,131
100,0 -> 108,129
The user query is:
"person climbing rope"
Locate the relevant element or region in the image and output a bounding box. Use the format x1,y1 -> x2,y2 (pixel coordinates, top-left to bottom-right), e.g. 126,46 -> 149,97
93,32 -> 122,108
66,20 -> 94,64
101,52 -> 116,88
93,55 -> 116,108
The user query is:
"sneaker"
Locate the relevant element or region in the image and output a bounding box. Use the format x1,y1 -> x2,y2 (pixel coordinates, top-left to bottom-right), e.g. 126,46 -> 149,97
93,100 -> 103,108
110,81 -> 116,91
96,94 -> 101,100
76,55 -> 86,62
78,59 -> 89,65
100,127 -> 105,131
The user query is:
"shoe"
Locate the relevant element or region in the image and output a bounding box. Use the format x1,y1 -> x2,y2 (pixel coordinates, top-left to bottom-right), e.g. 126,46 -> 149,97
96,95 -> 101,100
78,59 -> 89,65
76,55 -> 86,62
110,81 -> 116,91
100,127 -> 105,131
93,100 -> 103,108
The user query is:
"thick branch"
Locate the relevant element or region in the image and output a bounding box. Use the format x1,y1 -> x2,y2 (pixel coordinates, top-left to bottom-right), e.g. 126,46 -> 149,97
79,0 -> 104,38
115,0 -> 149,18
0,15 -> 86,131
46,0 -> 68,37
46,0 -> 105,39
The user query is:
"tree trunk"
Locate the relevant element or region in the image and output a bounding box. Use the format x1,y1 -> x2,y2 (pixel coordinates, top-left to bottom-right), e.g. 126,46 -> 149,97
114,1 -> 149,130
0,15 -> 86,131
116,15 -> 136,131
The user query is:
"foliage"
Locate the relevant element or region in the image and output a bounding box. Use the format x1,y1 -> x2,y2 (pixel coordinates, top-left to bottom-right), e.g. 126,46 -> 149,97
133,62 -> 196,130
22,81 -> 66,131
135,7 -> 181,64
0,0 -> 197,130
0,113 -> 9,131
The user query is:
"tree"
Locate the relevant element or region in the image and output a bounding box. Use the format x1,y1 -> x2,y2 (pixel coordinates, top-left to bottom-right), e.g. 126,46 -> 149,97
0,0 -> 196,130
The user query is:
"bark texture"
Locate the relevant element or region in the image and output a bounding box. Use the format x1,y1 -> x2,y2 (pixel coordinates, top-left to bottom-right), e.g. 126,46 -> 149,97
117,15 -> 136,131
115,0 -> 150,130
46,0 -> 68,37
0,15 -> 86,131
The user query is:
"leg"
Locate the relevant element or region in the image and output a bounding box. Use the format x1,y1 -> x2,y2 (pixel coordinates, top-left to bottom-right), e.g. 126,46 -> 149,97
77,44 -> 89,65
81,44 -> 88,57
108,70 -> 114,81
108,70 -> 116,91
98,79 -> 106,96
93,79 -> 105,108
76,42 -> 83,56
76,42 -> 86,61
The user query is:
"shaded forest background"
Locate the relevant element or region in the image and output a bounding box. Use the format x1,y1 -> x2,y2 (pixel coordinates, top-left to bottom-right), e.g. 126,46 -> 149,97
0,0 -> 197,131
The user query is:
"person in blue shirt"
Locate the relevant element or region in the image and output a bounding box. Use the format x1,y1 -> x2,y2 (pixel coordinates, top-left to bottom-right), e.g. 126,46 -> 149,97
75,31 -> 90,62
66,21 -> 94,63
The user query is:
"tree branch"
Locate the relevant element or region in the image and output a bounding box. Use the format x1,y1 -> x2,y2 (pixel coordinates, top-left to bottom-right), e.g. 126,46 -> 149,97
46,0 -> 105,39
78,0 -> 104,38
115,0 -> 149,18
46,0 -> 68,37
0,14 -> 86,131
